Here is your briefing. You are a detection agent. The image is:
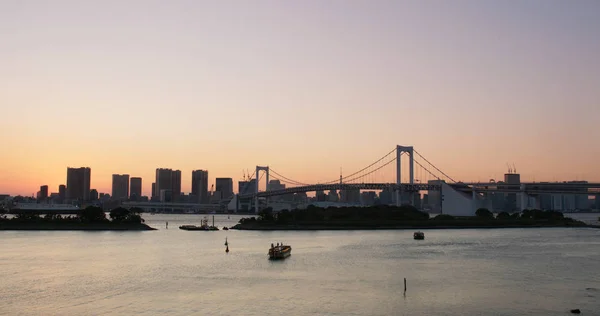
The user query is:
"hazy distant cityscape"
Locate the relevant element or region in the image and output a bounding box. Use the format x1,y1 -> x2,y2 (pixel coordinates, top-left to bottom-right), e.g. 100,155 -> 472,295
1,165 -> 598,214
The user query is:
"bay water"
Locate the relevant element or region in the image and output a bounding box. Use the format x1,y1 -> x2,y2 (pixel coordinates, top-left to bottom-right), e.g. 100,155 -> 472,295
1,214 -> 599,315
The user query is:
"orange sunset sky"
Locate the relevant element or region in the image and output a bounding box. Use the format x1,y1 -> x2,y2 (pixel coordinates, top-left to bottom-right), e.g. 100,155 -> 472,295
1,1 -> 599,196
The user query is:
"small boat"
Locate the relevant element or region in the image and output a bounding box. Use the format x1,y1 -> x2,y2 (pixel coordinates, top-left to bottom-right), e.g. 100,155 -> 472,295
222,227 -> 229,230
179,216 -> 219,231
179,225 -> 218,231
414,231 -> 425,240
268,243 -> 292,260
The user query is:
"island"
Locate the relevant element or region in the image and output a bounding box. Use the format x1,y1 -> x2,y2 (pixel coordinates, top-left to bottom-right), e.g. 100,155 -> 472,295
230,205 -> 591,230
0,206 -> 155,231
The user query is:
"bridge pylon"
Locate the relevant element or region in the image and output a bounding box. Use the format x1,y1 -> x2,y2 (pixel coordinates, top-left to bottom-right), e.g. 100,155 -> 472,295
255,166 -> 269,213
396,145 -> 414,206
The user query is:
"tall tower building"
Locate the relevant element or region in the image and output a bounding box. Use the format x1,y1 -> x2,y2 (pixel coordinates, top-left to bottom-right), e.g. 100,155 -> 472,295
112,174 -> 130,200
155,168 -> 182,202
171,170 -> 181,199
130,177 -> 142,200
192,170 -> 209,203
66,167 -> 91,201
58,184 -> 66,202
215,178 -> 233,200
39,185 -> 49,201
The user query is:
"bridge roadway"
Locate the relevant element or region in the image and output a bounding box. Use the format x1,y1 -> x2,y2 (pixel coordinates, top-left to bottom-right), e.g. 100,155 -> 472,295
238,183 -> 439,199
463,182 -> 600,188
237,182 -> 600,199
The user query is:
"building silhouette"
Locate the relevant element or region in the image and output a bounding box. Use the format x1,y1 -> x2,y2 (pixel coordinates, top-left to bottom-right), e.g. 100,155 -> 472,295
192,170 -> 209,203
39,185 -> 48,201
216,178 -> 233,201
66,167 -> 91,201
155,168 -> 181,202
130,177 -> 142,200
112,174 -> 130,200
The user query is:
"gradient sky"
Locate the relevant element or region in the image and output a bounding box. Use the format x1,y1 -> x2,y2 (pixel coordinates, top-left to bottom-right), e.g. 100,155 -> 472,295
1,0 -> 599,196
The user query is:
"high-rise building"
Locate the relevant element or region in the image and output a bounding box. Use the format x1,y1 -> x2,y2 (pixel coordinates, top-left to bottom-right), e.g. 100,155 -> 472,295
172,170 -> 181,199
238,179 -> 256,195
155,168 -> 181,202
192,170 -> 209,203
130,177 -> 142,200
58,184 -> 66,202
66,167 -> 91,201
90,189 -> 99,201
502,172 -> 521,211
112,174 -> 130,200
267,180 -> 286,201
215,178 -> 234,200
151,183 -> 156,198
39,185 -> 48,201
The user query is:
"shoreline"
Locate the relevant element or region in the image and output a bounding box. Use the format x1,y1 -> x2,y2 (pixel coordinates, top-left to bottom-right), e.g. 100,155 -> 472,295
0,223 -> 156,231
231,222 -> 595,231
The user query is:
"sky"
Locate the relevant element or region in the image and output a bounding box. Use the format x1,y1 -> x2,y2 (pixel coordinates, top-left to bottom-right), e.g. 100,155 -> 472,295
1,0 -> 599,196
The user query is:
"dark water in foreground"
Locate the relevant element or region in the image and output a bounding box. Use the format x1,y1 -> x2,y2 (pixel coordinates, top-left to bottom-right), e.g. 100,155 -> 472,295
1,214 -> 599,315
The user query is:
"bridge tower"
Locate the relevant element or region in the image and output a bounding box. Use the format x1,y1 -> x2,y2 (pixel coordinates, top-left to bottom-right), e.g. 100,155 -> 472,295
255,166 -> 269,213
396,145 -> 414,206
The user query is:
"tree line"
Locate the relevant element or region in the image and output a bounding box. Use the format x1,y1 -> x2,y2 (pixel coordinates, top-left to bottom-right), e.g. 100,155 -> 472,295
0,206 -> 145,224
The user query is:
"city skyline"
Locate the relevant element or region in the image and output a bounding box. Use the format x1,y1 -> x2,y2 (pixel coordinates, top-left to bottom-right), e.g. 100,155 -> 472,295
10,154 -> 600,199
1,1 -> 600,196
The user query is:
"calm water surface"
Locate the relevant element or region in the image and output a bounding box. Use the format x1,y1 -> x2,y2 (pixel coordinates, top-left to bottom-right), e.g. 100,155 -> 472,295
1,214 -> 599,315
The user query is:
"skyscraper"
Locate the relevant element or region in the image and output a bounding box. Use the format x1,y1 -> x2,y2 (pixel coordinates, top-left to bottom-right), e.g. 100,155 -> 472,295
58,184 -> 66,202
112,174 -> 130,200
215,178 -> 233,200
130,177 -> 142,200
192,170 -> 209,203
39,185 -> 48,201
66,167 -> 91,201
155,168 -> 181,202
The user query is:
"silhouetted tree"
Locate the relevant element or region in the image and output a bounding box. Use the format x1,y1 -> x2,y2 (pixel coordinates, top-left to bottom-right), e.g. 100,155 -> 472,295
475,208 -> 494,219
78,206 -> 107,223
496,212 -> 511,220
129,207 -> 144,214
258,208 -> 274,221
43,213 -> 62,221
433,214 -> 455,221
109,207 -> 130,222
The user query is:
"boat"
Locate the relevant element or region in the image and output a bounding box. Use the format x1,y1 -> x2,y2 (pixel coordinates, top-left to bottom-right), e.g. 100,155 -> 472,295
414,231 -> 425,240
268,243 -> 292,260
179,225 -> 218,231
179,216 -> 219,231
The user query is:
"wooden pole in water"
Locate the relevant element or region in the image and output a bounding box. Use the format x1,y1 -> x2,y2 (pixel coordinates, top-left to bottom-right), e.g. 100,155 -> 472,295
404,278 -> 407,292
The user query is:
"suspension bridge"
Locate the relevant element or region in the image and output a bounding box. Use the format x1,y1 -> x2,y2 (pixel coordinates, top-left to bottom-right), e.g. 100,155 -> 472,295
234,145 -> 454,213
232,144 -> 600,214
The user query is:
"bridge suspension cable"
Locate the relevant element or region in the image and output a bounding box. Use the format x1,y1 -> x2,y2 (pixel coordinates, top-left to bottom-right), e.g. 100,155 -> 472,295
261,147 -> 400,186
341,155 -> 397,184
413,149 -> 456,183
413,158 -> 442,182
318,147 -> 399,184
268,168 -> 311,186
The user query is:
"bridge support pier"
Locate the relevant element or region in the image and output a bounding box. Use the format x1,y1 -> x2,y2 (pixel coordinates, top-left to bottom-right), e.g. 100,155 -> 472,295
396,145 -> 414,206
255,166 -> 269,214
